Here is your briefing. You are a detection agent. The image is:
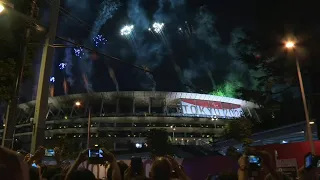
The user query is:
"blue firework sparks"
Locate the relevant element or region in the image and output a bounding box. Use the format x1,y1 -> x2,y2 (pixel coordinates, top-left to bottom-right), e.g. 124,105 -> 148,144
50,76 -> 55,83
93,34 -> 107,47
74,47 -> 84,58
59,63 -> 67,70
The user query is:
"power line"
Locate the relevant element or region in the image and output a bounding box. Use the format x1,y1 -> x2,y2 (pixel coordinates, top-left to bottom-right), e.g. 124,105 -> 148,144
44,0 -> 150,73
56,36 -> 150,72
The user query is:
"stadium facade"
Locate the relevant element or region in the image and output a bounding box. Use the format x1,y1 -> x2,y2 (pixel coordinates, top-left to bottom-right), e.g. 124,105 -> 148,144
0,91 -> 258,151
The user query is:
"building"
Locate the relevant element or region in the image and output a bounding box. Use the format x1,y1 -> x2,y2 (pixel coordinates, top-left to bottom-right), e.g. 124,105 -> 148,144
0,91 -> 258,152
215,121 -> 319,154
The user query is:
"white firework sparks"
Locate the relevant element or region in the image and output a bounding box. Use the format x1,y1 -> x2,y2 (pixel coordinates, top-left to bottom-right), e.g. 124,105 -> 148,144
120,25 -> 134,36
152,22 -> 164,34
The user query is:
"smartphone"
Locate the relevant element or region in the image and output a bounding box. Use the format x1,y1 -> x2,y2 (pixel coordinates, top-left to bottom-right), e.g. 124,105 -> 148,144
31,163 -> 38,168
131,156 -> 143,175
305,153 -> 313,169
248,155 -> 261,169
45,149 -> 55,157
88,148 -> 104,164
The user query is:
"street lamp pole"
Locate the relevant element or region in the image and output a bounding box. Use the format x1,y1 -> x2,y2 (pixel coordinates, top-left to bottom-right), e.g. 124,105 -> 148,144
30,0 -> 60,153
295,57 -> 315,154
285,41 -> 315,154
87,108 -> 91,148
1,0 -> 38,148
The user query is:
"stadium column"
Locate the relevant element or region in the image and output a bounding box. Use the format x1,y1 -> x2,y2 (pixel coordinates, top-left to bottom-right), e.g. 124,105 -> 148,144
116,97 -> 119,114
163,99 -> 167,114
132,98 -> 135,113
30,0 -> 60,154
148,98 -> 152,114
2,0 -> 38,148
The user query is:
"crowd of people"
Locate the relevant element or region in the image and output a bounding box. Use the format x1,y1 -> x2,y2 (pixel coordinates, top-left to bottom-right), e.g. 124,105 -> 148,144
0,145 -> 318,180
0,146 -> 192,180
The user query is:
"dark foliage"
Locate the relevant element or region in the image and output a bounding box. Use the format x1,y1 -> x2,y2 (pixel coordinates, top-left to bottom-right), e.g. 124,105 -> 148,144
224,117 -> 253,146
0,0 -> 39,102
146,128 -> 173,157
236,1 -> 320,104
234,1 -> 320,130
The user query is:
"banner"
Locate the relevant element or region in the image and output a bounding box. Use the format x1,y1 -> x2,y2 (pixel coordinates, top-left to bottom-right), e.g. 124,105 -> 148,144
180,99 -> 244,118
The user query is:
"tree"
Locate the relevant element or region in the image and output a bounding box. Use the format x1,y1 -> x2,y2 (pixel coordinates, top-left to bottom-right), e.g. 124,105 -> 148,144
0,0 -> 36,102
146,128 -> 173,157
98,137 -> 114,150
235,1 -> 320,106
233,1 -> 320,132
224,117 -> 253,146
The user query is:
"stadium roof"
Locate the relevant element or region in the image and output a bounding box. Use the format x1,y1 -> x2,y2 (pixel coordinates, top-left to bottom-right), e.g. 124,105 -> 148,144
18,91 -> 258,110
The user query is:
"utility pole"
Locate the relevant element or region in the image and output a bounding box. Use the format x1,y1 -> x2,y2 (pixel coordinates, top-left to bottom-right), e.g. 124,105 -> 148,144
30,0 -> 60,153
2,0 -> 38,148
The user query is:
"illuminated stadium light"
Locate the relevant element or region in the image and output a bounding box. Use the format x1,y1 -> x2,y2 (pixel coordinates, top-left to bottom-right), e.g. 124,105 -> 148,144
152,22 -> 164,34
120,25 -> 134,36
135,143 -> 142,148
12,91 -> 259,155
75,101 -> 81,106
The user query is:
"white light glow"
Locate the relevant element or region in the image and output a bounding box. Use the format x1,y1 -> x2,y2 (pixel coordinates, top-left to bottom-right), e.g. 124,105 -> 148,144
135,143 -> 142,148
75,101 -> 81,106
285,41 -> 295,49
49,76 -> 55,83
152,22 -> 164,34
0,4 -> 4,13
120,25 -> 134,36
59,63 -> 67,70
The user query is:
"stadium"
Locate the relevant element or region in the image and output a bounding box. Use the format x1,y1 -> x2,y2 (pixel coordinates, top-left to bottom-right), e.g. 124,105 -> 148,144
0,91 -> 258,156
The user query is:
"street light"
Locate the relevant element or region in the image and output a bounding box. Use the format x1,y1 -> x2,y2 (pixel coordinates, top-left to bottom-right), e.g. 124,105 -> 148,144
75,101 -> 81,107
74,101 -> 91,148
285,41 -> 315,154
0,4 -> 4,13
170,125 -> 176,143
285,41 -> 295,49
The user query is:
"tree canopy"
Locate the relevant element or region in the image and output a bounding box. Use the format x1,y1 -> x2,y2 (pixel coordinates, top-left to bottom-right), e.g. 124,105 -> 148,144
232,1 -> 320,130
236,1 -> 320,105
0,0 -> 38,102
146,128 -> 173,157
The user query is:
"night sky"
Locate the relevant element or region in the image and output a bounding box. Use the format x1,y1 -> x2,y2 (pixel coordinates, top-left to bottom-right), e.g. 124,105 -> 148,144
20,0 -> 305,100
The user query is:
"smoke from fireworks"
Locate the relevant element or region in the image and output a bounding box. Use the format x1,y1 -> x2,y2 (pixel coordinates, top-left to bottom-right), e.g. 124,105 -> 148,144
195,6 -> 221,50
39,1 -> 256,97
108,67 -> 119,92
90,0 -> 121,39
63,41 -> 74,86
127,0 -> 149,29
50,85 -> 54,97
63,78 -> 68,95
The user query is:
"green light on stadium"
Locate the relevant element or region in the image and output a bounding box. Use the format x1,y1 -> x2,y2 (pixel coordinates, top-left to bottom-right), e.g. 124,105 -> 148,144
210,81 -> 240,98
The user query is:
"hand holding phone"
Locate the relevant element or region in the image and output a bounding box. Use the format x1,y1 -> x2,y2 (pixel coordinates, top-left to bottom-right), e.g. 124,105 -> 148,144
88,148 -> 104,164
130,157 -> 143,175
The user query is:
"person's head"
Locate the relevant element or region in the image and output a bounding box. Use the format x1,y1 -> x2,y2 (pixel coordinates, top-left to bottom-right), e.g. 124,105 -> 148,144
69,169 -> 96,180
0,147 -> 28,180
150,157 -> 172,180
29,167 -> 41,180
107,161 -> 129,180
264,171 -> 291,180
50,174 -> 65,180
